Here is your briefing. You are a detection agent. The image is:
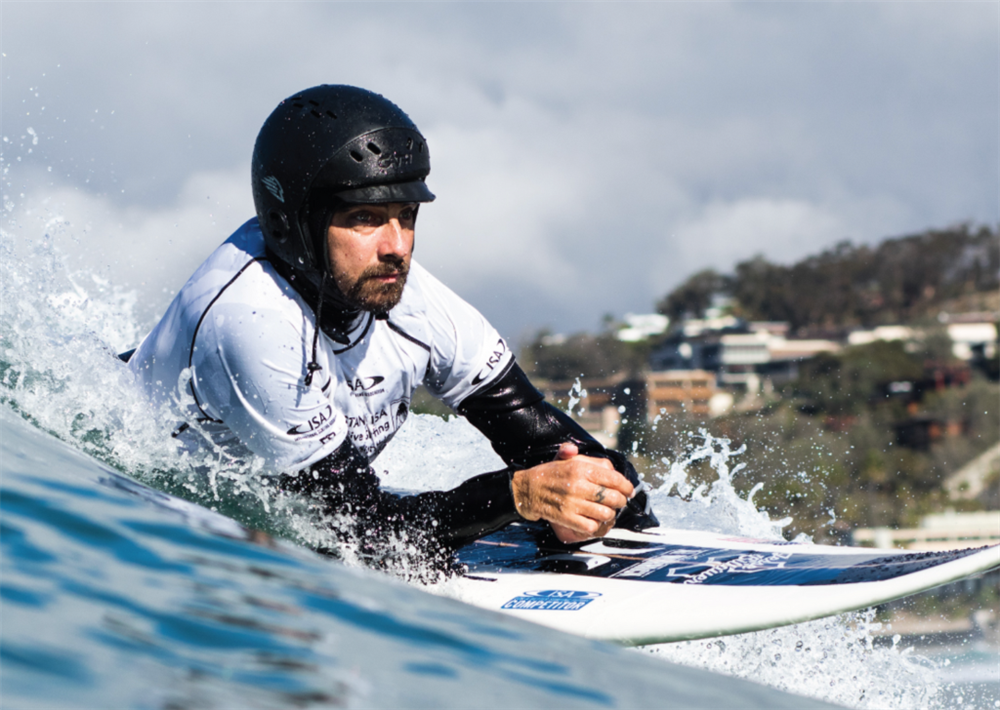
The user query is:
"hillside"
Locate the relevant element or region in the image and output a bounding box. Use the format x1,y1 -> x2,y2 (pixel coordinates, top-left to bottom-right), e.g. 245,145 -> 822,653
657,224 -> 999,334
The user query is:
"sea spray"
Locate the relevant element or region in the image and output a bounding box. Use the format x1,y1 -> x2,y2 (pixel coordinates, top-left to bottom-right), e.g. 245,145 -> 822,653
0,225 -> 323,547
647,428 -> 791,540
635,429 -> 944,709
643,610 -> 941,709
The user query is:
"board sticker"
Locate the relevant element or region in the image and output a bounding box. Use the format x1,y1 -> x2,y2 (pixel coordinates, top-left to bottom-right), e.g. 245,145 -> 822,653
501,590 -> 601,611
459,523 -> 992,586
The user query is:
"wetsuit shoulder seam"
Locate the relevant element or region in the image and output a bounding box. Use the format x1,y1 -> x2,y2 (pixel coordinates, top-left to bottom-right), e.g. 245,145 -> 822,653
187,255 -> 269,423
385,319 -> 431,352
332,313 -> 375,355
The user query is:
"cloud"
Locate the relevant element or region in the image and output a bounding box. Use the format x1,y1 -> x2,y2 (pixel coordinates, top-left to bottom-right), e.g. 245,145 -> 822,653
2,2 -> 996,337
671,198 -> 845,268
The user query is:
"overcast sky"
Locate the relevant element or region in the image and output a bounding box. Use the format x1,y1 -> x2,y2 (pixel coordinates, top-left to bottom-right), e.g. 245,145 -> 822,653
2,2 -> 997,342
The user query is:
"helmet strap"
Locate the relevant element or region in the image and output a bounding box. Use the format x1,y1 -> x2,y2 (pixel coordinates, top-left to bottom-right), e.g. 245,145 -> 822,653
304,269 -> 327,387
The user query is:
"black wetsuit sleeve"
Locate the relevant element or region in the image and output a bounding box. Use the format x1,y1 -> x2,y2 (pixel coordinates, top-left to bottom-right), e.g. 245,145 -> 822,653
280,439 -> 520,551
282,361 -> 655,553
456,362 -> 658,531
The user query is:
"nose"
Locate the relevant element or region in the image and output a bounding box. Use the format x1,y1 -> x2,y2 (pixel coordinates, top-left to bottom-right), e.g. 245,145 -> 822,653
377,218 -> 409,259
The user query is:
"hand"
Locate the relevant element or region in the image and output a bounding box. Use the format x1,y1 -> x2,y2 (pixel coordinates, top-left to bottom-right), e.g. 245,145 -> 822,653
512,442 -> 633,544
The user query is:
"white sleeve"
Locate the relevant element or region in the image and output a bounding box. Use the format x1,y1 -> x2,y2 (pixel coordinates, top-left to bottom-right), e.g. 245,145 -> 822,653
411,262 -> 514,409
189,273 -> 348,473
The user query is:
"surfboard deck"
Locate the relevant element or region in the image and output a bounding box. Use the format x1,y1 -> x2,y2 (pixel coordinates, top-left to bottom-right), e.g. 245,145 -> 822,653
90,465 -> 999,647
450,522 -> 1000,646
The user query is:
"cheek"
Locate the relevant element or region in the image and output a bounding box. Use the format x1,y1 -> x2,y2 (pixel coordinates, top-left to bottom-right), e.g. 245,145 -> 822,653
329,235 -> 373,273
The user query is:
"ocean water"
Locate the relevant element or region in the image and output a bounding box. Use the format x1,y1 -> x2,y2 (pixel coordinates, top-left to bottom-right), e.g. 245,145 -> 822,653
1,201 -> 996,709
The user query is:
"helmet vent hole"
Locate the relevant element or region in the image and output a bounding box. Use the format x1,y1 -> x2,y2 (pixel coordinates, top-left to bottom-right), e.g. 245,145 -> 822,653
308,100 -> 319,107
406,138 -> 413,149
326,111 -> 337,119
310,110 -> 321,119
350,150 -> 364,162
417,142 -> 424,153
293,103 -> 304,109
266,209 -> 289,244
366,142 -> 382,155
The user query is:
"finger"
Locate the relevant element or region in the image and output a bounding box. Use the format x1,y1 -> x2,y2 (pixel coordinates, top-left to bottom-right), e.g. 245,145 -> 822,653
569,453 -> 615,470
589,484 -> 628,510
558,515 -> 616,543
584,466 -> 635,498
555,441 -> 579,461
592,517 -> 616,539
554,516 -> 614,543
575,500 -> 620,524
558,513 -> 604,538
551,521 -> 592,544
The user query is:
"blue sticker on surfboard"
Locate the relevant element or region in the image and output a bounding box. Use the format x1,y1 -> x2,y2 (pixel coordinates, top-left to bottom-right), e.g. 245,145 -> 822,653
501,589 -> 601,611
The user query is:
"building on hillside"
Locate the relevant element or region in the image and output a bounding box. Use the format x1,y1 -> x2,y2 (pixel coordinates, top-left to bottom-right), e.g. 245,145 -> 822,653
944,442 -> 1000,508
645,370 -> 732,418
854,510 -> 1000,551
847,314 -> 998,362
532,373 -> 637,448
847,325 -> 918,347
945,321 -> 998,361
616,313 -> 669,342
533,369 -> 731,446
894,414 -> 966,451
676,314 -> 742,338
649,319 -> 839,392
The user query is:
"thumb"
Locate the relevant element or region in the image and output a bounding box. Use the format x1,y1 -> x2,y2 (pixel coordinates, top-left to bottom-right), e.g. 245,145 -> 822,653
555,441 -> 579,461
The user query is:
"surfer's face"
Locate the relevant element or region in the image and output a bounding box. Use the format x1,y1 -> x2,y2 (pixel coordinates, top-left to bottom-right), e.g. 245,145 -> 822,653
326,202 -> 416,312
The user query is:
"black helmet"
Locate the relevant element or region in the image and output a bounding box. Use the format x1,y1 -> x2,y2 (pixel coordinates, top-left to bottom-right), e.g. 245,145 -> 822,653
251,85 -> 435,274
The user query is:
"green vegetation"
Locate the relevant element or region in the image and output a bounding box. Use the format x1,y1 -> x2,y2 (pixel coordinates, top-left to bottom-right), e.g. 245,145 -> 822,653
520,330 -> 650,381
657,224 -> 998,331
792,340 -> 926,416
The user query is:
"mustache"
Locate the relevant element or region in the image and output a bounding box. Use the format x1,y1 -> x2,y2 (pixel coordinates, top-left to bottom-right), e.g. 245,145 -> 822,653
359,258 -> 408,281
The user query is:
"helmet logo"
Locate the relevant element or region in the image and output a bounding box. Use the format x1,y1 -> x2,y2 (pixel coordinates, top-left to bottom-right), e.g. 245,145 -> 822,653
262,175 -> 285,203
377,152 -> 413,170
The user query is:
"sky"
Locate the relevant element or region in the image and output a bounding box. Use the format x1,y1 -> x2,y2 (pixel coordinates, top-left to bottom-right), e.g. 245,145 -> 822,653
2,2 -> 997,343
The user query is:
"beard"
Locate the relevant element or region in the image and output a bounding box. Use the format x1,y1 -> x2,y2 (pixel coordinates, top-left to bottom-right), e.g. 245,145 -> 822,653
341,258 -> 410,312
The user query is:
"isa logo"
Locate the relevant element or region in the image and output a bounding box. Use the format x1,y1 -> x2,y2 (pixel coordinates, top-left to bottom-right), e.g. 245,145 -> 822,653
501,589 -> 601,612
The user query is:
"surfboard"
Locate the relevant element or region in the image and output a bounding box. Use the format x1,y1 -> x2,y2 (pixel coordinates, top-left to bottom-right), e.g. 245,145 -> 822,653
88,463 -> 1000,647
449,522 -> 1000,646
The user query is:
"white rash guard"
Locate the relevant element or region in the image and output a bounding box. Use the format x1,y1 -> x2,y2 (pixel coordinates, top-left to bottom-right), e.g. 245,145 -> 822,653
129,218 -> 514,474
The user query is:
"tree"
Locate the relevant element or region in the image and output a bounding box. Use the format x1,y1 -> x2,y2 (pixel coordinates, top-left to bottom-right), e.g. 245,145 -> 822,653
674,225 -> 1000,332
521,331 -> 648,381
656,269 -> 731,322
791,341 -> 924,416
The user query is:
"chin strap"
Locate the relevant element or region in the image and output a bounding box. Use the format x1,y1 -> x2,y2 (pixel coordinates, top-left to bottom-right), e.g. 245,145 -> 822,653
304,270 -> 328,387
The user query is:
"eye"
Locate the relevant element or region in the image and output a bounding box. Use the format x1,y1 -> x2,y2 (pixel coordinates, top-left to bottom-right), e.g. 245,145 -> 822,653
347,209 -> 382,227
398,204 -> 419,225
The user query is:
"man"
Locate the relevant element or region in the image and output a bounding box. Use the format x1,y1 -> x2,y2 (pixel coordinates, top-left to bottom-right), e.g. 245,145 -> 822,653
127,85 -> 656,559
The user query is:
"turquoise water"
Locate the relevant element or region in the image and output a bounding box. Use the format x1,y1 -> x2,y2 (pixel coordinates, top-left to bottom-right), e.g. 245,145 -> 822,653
1,196 -> 994,709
